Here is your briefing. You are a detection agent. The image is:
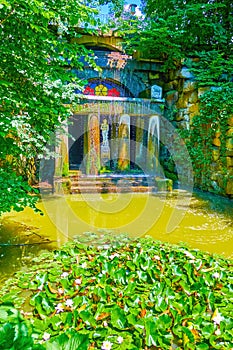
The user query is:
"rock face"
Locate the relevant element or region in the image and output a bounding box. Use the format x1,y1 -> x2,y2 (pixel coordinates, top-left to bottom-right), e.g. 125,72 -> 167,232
148,63 -> 232,198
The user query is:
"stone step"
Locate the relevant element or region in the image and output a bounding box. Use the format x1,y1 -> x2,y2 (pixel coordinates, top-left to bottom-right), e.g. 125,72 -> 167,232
71,186 -> 153,194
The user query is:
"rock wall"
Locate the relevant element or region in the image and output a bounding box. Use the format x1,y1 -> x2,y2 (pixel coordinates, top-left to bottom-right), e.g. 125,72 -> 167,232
148,64 -> 233,197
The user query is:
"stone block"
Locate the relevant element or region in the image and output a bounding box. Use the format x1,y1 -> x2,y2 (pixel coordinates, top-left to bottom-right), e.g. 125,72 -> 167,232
198,87 -> 210,98
226,157 -> 233,167
183,80 -> 197,93
226,150 -> 233,156
165,90 -> 179,107
227,127 -> 233,137
188,103 -> 199,114
164,81 -> 178,91
188,91 -> 198,104
176,67 -> 194,79
227,116 -> 233,126
176,94 -> 188,108
212,149 -> 220,161
212,138 -> 221,147
226,138 -> 233,150
226,179 -> 233,195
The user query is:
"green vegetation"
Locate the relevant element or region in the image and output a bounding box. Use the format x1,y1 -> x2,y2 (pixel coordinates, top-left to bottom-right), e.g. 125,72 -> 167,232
119,0 -> 233,191
0,234 -> 232,349
184,86 -> 233,191
0,0 -> 100,215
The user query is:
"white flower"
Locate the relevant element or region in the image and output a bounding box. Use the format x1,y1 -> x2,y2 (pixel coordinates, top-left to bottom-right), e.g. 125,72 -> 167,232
212,272 -> 220,279
74,278 -> 82,285
101,340 -> 112,350
42,332 -> 51,341
184,251 -> 195,260
117,336 -> 124,344
109,253 -> 120,260
61,272 -> 69,278
65,299 -> 73,307
212,309 -> 223,325
58,288 -> 64,295
154,255 -> 160,260
215,328 -> 221,336
103,321 -> 108,327
55,303 -> 64,313
81,262 -> 87,268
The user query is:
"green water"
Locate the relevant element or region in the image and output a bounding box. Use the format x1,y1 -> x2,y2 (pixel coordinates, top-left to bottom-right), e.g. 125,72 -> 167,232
0,190 -> 233,281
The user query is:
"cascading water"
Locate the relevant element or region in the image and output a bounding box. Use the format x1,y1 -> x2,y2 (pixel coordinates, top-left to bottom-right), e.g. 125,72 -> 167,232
147,115 -> 160,175
118,114 -> 130,171
67,96 -> 163,178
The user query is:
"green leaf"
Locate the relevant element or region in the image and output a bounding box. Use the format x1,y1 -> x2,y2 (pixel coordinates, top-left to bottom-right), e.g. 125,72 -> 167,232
145,319 -> 158,347
111,306 -> 127,329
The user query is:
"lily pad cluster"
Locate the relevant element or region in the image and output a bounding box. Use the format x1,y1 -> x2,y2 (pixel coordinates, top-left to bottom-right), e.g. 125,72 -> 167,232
0,233 -> 232,349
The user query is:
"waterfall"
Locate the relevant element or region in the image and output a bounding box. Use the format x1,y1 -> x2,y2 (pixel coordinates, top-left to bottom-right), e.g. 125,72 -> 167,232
86,114 -> 100,175
147,115 -> 160,175
118,114 -> 130,171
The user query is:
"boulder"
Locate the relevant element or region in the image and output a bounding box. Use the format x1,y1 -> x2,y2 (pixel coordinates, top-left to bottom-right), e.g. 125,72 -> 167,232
165,90 -> 179,107
176,67 -> 194,79
183,80 -> 197,93
226,157 -> 233,167
188,91 -> 198,104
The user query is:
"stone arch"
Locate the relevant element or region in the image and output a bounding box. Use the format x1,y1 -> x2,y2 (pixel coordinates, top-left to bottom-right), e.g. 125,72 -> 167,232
73,34 -> 123,52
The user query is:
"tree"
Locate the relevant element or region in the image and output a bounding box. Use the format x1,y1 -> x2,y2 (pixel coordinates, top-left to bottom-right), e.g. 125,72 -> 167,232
122,0 -> 233,78
0,0 -> 100,215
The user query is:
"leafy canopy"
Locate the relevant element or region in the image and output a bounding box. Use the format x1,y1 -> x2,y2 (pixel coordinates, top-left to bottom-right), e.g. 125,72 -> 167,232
0,0 -> 100,215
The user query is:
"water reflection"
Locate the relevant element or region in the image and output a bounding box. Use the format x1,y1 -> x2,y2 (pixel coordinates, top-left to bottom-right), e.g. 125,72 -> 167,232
0,190 -> 232,280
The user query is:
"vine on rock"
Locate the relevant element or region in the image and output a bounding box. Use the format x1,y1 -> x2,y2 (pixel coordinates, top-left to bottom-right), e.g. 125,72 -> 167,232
184,85 -> 233,193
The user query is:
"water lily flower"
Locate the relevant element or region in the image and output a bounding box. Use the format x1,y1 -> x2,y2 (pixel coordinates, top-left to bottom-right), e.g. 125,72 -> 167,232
212,272 -> 220,279
65,299 -> 73,307
101,340 -> 112,350
117,336 -> 124,344
74,278 -> 82,285
215,328 -> 221,336
109,253 -> 120,260
42,332 -> 51,341
55,303 -> 64,313
154,255 -> 160,260
184,251 -> 195,260
212,309 -> 223,325
61,272 -> 69,278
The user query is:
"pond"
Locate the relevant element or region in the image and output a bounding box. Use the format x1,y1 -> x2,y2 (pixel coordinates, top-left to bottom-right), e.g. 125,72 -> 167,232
0,189 -> 233,281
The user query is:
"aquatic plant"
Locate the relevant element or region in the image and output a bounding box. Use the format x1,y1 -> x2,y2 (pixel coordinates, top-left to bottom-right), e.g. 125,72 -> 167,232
0,234 -> 232,349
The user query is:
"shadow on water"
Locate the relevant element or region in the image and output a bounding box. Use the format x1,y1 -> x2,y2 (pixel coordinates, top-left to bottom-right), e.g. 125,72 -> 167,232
0,189 -> 232,281
0,219 -> 56,282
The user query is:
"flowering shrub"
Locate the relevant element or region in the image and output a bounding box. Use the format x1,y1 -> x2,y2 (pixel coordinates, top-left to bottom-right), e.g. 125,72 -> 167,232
0,234 -> 232,349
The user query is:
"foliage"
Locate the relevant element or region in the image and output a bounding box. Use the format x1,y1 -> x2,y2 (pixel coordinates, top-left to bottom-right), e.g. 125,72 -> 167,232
0,305 -> 44,349
0,0 -> 100,215
0,167 -> 39,216
0,234 -> 232,349
120,0 -> 233,74
181,85 -> 233,191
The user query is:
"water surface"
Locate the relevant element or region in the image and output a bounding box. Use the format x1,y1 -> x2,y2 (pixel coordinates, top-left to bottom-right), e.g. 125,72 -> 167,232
1,190 -> 232,280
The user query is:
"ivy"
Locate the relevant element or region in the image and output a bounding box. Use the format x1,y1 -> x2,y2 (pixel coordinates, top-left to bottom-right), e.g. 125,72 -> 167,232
183,85 -> 233,191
